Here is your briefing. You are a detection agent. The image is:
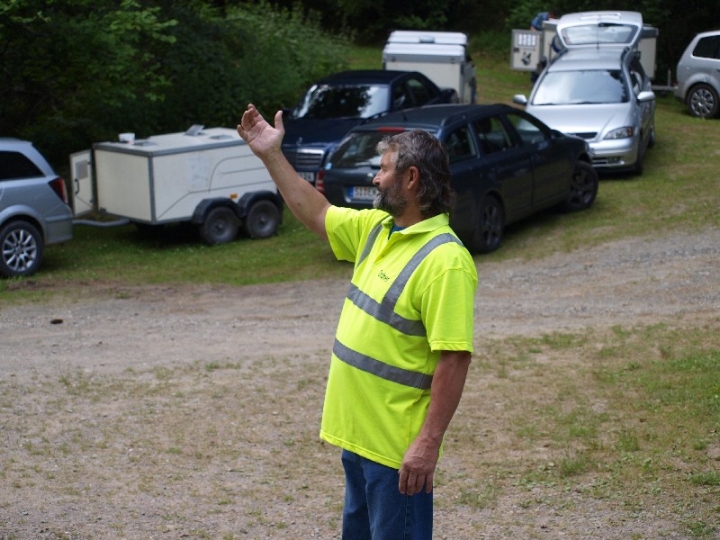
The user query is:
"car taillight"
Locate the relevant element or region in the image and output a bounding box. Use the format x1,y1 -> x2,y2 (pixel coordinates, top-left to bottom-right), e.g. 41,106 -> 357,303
315,169 -> 325,195
49,176 -> 69,204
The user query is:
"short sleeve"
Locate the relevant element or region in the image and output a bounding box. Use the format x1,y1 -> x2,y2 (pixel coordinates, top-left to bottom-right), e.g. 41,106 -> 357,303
326,206 -> 388,263
421,249 -> 477,353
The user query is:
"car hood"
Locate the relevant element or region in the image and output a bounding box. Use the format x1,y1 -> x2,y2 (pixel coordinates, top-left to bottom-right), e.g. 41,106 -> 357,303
282,117 -> 365,148
526,104 -> 636,138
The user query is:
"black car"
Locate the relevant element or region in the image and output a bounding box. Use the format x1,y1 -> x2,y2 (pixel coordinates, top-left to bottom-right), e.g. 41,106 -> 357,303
281,70 -> 458,184
317,104 -> 598,254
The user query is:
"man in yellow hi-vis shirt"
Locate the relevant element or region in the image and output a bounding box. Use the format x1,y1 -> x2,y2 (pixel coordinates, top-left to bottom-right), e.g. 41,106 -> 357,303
238,104 -> 477,540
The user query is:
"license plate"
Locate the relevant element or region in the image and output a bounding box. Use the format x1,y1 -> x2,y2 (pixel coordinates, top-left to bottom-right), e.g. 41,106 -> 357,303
298,171 -> 316,182
350,186 -> 378,200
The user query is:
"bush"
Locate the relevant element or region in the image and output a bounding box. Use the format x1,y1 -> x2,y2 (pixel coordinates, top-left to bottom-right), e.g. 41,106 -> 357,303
0,1 -> 350,169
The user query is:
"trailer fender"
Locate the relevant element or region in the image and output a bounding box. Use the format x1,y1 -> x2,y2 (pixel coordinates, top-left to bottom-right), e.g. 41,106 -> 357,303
190,198 -> 239,225
236,191 -> 284,221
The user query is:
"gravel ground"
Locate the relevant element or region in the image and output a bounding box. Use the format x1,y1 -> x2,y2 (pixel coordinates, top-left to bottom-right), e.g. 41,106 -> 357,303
1,228 -> 719,539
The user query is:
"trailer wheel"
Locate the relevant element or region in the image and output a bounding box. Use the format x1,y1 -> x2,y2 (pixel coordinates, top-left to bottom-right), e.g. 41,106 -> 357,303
243,200 -> 280,239
199,207 -> 239,245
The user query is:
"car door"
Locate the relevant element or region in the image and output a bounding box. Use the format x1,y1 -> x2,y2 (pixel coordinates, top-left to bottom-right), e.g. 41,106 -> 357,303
628,56 -> 655,147
503,110 -> 572,210
471,114 -> 533,222
443,123 -> 481,240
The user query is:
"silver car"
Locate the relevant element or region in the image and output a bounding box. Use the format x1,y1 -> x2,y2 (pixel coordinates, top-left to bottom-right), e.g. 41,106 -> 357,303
0,138 -> 73,277
514,46 -> 656,175
674,30 -> 720,119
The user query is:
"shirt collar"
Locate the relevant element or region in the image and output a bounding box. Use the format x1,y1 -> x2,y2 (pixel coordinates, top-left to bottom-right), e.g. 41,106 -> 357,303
381,213 -> 450,235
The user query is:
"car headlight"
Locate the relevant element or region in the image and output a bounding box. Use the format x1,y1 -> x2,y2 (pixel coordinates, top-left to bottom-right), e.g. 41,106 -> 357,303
604,127 -> 634,140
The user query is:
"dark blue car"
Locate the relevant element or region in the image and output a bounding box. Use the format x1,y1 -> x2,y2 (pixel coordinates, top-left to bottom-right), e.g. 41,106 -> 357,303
281,70 -> 457,184
317,104 -> 598,254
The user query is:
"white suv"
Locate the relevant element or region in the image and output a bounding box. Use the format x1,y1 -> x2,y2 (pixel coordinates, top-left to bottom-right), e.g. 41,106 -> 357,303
674,30 -> 720,119
0,139 -> 73,277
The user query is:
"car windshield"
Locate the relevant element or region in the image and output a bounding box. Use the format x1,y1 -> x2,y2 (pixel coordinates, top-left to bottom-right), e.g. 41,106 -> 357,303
561,23 -> 639,46
532,69 -> 628,105
292,84 -> 390,120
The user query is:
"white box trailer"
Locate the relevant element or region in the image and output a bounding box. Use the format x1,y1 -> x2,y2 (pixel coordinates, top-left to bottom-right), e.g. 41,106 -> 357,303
382,31 -> 477,104
70,126 -> 283,245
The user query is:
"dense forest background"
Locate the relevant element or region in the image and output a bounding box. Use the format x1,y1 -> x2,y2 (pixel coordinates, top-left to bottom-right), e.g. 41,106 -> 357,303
2,0 -> 718,166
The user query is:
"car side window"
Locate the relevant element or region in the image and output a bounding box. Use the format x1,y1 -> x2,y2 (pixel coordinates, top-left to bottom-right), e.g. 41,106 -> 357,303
406,77 -> 434,106
0,151 -> 43,181
473,116 -> 515,155
505,112 -> 549,146
444,126 -> 476,163
693,35 -> 720,59
392,84 -> 411,110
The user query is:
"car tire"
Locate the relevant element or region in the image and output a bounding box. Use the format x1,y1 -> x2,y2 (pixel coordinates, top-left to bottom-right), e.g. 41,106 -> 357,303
471,195 -> 504,254
633,146 -> 645,176
561,161 -> 599,212
0,220 -> 44,278
242,200 -> 280,239
199,206 -> 239,245
647,124 -> 656,148
687,84 -> 719,119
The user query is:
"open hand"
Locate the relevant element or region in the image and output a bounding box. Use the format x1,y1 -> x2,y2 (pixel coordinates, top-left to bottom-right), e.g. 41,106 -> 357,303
237,104 -> 285,160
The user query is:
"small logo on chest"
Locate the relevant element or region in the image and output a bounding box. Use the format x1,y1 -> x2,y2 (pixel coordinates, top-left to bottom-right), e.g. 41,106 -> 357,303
378,270 -> 390,282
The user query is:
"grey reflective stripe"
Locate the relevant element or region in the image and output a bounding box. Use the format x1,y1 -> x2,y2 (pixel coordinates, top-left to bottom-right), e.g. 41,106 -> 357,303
348,284 -> 426,336
348,232 -> 462,337
337,231 -> 462,389
333,339 -> 433,390
357,223 -> 383,268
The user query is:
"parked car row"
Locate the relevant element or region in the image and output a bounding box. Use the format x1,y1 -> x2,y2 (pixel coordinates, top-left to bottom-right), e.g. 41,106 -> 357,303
3,15 -> 715,278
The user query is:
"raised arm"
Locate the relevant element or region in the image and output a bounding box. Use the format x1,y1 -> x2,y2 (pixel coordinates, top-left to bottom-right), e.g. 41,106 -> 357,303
238,104 -> 330,239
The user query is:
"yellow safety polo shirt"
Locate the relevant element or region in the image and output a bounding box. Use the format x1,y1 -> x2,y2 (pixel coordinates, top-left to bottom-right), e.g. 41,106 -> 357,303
320,206 -> 477,469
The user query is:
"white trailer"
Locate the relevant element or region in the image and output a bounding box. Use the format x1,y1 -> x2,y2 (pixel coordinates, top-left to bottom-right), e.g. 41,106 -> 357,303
70,126 -> 283,245
382,30 -> 477,104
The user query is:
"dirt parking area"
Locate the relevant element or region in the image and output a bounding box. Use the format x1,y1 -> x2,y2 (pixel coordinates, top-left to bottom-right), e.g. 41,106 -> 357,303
1,228 -> 719,539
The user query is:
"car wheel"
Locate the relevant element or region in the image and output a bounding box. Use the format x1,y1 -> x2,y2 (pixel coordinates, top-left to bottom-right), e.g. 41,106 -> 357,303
687,84 -> 719,119
471,195 -> 504,254
199,206 -> 239,245
561,161 -> 599,212
0,220 -> 44,278
243,200 -> 280,239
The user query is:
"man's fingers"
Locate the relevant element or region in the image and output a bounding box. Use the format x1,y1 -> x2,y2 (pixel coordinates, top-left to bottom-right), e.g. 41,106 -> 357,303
273,110 -> 285,134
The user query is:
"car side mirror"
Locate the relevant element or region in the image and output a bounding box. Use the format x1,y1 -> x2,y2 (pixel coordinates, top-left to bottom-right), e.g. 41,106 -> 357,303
513,94 -> 528,106
637,90 -> 656,103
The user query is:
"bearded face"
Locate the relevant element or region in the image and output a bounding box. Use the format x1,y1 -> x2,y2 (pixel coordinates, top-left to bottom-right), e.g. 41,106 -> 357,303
373,170 -> 408,216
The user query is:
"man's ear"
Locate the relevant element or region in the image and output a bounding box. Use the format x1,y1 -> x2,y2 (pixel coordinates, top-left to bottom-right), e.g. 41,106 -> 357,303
404,166 -> 420,191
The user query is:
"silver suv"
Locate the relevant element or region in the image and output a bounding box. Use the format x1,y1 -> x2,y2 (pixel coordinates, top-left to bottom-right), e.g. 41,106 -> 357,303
0,138 -> 73,277
674,30 -> 720,119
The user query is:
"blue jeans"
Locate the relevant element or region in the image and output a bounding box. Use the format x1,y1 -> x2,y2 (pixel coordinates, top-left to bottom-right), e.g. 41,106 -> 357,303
341,449 -> 433,540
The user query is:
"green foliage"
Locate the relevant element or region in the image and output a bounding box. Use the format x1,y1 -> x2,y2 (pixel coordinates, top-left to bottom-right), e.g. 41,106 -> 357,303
0,0 -> 177,163
0,0 -> 350,166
